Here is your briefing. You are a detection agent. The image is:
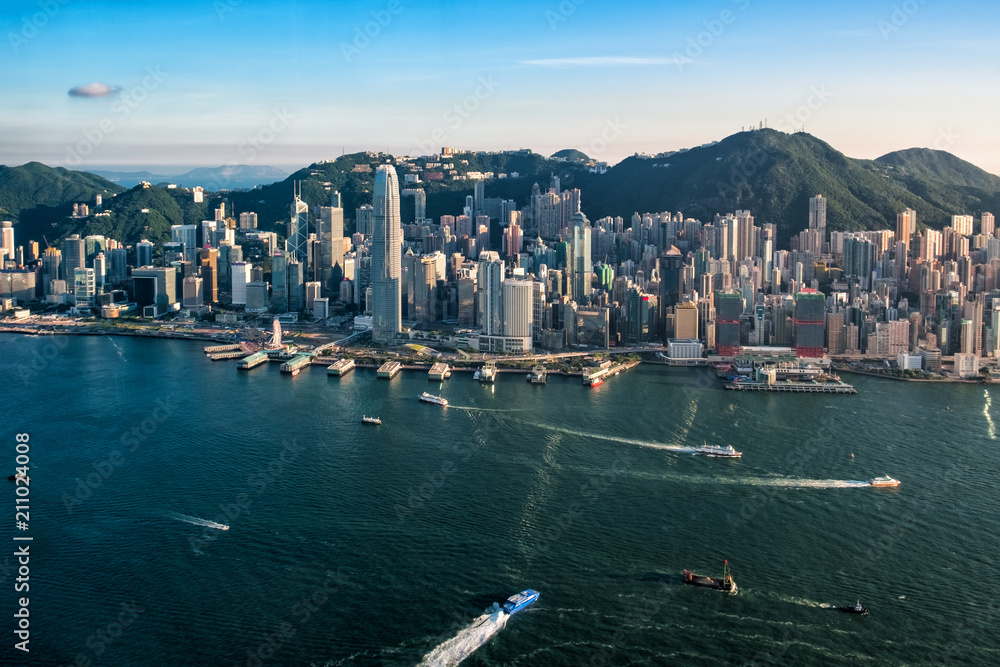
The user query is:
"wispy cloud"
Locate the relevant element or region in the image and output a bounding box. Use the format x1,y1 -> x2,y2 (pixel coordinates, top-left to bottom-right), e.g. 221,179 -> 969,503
68,82 -> 121,98
519,56 -> 683,68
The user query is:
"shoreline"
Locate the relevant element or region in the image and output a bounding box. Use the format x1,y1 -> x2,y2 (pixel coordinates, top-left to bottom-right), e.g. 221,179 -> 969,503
4,325 -> 992,386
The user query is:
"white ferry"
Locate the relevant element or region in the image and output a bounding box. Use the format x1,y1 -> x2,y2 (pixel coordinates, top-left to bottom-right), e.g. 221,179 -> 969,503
691,444 -> 742,458
419,392 -> 448,407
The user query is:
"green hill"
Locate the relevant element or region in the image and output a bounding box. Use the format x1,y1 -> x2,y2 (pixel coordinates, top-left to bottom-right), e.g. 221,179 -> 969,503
551,149 -> 591,162
5,134 -> 999,251
0,162 -> 124,243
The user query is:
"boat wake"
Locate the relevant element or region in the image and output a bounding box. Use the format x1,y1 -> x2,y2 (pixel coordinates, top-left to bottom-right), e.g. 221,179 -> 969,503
737,478 -> 871,489
165,512 -> 229,531
532,422 -> 692,453
984,389 -> 996,440
108,337 -> 127,362
418,606 -> 508,666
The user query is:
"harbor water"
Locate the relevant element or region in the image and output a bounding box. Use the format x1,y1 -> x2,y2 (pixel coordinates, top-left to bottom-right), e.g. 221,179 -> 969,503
3,334 -> 999,665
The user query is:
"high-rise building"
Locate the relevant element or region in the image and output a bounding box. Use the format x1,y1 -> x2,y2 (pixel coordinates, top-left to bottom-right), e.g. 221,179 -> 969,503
674,300 -> 699,340
136,240 -> 154,267
287,184 -> 309,262
715,291 -> 743,356
1,221 -> 14,262
231,261 -> 250,305
193,186 -> 204,203
355,204 -> 375,237
896,208 -> 916,250
952,214 -> 974,237
171,225 -> 199,263
478,251 -> 504,336
239,212 -> 258,231
201,220 -> 218,248
371,165 -> 402,344
62,235 -> 85,292
808,195 -> 827,232
182,276 -> 203,308
794,291 -> 826,358
318,195 -> 345,292
569,211 -> 592,304
199,247 -> 219,303
502,278 -> 533,352
981,212 -> 995,236
74,268 -> 95,309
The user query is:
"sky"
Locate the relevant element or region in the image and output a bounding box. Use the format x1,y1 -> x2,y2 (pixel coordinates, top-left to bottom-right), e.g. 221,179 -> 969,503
2,0 -> 999,174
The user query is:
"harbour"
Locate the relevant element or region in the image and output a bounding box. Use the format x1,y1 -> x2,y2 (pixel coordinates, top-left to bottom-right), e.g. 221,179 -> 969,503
6,334 -> 1000,665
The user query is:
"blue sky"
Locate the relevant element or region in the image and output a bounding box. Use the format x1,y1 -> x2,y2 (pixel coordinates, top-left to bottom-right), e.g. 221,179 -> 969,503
2,0 -> 999,174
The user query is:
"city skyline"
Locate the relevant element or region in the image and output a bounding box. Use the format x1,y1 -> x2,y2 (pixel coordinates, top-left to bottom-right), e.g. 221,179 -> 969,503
2,0 -> 999,174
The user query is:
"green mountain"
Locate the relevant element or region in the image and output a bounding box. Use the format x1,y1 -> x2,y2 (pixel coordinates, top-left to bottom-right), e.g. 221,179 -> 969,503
573,130 -> 998,244
4,133 -> 998,250
873,148 -> 1000,217
52,183 -> 187,246
551,149 -> 591,162
0,162 -> 124,243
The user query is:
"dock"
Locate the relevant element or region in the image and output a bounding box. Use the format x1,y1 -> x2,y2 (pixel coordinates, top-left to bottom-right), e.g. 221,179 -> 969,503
725,381 -> 857,393
204,344 -> 241,354
376,360 -> 403,379
237,351 -> 269,369
582,359 -> 640,386
280,355 -> 313,374
327,358 -> 356,376
428,362 -> 451,381
208,350 -> 247,361
528,366 -> 547,384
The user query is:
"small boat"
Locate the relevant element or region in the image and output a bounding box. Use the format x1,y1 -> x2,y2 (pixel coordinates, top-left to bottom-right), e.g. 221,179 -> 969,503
691,443 -> 742,458
682,560 -> 738,594
362,415 -> 382,425
7,472 -> 28,483
870,475 -> 900,487
220,525 -> 230,531
291,368 -> 300,377
502,589 -> 540,615
837,600 -> 868,616
419,392 -> 448,407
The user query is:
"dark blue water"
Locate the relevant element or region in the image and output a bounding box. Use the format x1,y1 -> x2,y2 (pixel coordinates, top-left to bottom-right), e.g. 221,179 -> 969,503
3,334 -> 999,665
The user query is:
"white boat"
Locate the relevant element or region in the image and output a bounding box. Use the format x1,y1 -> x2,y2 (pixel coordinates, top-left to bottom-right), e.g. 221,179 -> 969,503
477,363 -> 497,383
362,415 -> 382,425
870,475 -> 900,487
419,392 -> 448,407
691,443 -> 742,458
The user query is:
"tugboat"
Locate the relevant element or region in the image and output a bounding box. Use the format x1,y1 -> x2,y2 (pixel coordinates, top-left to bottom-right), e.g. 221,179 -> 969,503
837,600 -> 869,616
502,589 -> 540,615
362,415 -> 381,425
682,560 -> 738,594
870,475 -> 901,487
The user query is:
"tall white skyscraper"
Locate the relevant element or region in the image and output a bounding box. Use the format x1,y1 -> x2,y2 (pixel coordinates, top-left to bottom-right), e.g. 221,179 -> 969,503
371,165 -> 402,344
808,194 -> 827,231
478,251 -> 504,336
569,211 -> 592,303
952,214 -> 974,237
231,261 -> 250,305
1,221 -> 14,263
982,212 -> 995,236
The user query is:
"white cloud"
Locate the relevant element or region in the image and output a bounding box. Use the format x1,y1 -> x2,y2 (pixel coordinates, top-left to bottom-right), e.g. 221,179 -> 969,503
68,82 -> 121,98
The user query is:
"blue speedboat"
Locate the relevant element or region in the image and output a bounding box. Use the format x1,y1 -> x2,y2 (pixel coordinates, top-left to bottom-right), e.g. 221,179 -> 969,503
502,589 -> 540,615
